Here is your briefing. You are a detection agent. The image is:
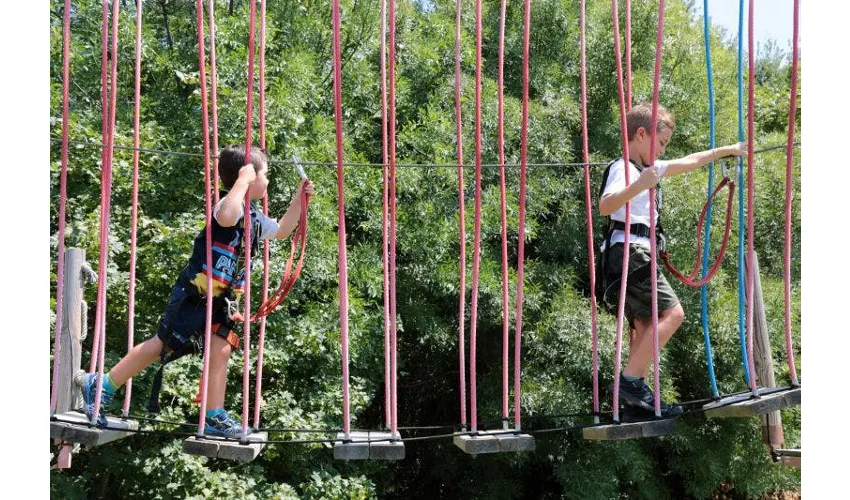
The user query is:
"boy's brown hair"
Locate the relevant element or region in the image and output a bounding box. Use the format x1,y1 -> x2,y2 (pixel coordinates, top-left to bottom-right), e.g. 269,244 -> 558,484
626,103 -> 675,141
218,144 -> 269,189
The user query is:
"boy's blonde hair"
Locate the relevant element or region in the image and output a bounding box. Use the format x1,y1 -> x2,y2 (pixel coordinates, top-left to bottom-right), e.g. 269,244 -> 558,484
626,103 -> 675,141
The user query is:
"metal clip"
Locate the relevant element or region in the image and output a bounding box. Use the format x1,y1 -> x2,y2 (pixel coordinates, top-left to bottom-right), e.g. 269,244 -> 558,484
224,296 -> 239,320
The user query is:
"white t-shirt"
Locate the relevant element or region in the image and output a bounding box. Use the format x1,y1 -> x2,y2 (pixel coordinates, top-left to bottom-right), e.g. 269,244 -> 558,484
213,198 -> 279,240
601,158 -> 669,250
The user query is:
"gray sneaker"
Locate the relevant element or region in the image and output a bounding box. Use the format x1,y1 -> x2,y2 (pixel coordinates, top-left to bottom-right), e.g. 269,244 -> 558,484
204,411 -> 252,439
80,372 -> 114,427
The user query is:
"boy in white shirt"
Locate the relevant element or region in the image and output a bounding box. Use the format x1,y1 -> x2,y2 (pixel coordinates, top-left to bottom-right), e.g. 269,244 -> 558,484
599,103 -> 746,417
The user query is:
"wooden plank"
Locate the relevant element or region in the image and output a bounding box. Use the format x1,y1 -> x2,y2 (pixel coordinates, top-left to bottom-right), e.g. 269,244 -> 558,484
495,432 -> 536,452
333,431 -> 370,460
50,411 -> 139,447
583,418 -> 677,441
453,432 -> 500,454
703,387 -> 800,418
182,432 -> 268,462
453,429 -> 535,454
366,432 -> 405,460
333,431 -> 405,460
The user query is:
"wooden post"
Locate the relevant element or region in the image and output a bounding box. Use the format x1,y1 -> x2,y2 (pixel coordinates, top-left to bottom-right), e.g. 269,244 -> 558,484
53,248 -> 93,469
748,252 -> 784,449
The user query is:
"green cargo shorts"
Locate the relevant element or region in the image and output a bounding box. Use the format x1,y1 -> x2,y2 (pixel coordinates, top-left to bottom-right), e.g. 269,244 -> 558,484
601,243 -> 680,326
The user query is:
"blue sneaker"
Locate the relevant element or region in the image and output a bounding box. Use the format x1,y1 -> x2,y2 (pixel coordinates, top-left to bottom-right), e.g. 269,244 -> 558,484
80,372 -> 114,427
204,411 -> 252,439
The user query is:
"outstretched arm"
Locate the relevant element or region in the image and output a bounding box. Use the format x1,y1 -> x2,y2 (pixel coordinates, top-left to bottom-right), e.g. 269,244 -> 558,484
276,180 -> 316,240
662,142 -> 747,177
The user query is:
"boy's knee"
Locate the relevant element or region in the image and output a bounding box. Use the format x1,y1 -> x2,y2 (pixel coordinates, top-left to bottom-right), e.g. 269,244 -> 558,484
666,305 -> 685,326
209,335 -> 233,362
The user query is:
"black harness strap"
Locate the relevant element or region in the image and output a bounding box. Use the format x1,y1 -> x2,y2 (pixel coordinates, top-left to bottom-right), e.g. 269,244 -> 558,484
146,293 -> 238,414
595,158 -> 664,310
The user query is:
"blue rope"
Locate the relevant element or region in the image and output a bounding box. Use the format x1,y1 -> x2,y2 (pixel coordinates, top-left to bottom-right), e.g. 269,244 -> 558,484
736,0 -> 751,385
701,0 -> 719,398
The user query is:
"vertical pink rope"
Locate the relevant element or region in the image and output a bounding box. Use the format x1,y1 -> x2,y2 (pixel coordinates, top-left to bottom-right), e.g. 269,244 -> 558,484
783,0 -> 800,386
516,0 -> 531,430
380,0 -> 391,431
89,0 -> 110,375
454,0 -> 467,429
92,0 -> 120,427
609,0 -> 633,424
647,1 -> 666,418
194,0 -> 215,436
388,0 -> 399,437
579,0 -> 599,419
242,0 -> 258,439
208,0 -> 220,203
331,0 -> 351,436
253,0 -> 268,431
745,0 -> 758,394
124,0 -> 143,416
497,0 -> 510,424
625,0 -> 632,110
50,0 -> 72,414
469,0 -> 483,433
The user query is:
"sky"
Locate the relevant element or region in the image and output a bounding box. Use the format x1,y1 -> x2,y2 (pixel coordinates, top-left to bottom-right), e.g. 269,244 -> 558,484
692,0 -> 797,52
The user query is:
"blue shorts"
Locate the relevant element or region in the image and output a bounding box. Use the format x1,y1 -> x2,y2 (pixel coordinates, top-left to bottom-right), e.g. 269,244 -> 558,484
155,283 -> 230,352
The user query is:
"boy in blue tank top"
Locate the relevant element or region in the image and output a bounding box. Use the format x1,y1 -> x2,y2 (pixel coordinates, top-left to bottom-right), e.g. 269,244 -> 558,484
81,145 -> 314,438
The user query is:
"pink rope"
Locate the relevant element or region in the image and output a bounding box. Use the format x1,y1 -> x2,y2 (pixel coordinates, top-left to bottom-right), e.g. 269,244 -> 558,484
331,0 -> 352,436
208,0 -> 220,203
241,0 -> 258,439
380,0 -> 391,431
194,0 -> 215,436
579,0 -> 600,418
745,0 -> 758,394
516,0 -> 531,430
609,0 -> 632,424
50,0 -> 72,415
124,0 -> 144,416
92,0 -> 120,427
783,0 -> 800,386
470,0 -> 483,432
89,0 -> 110,375
388,0 -> 399,437
254,0 -> 269,431
455,0 -> 467,429
497,0 -> 509,424
625,0 -> 632,110
647,0 -> 666,418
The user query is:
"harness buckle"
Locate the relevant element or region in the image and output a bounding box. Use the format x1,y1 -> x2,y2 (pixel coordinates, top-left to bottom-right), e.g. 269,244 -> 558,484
224,296 -> 239,321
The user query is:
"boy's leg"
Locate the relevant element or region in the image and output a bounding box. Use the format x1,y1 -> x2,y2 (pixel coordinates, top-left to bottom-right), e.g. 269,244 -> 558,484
205,333 -> 233,410
203,331 -> 252,438
108,335 -> 166,386
82,335 -> 165,426
623,304 -> 685,378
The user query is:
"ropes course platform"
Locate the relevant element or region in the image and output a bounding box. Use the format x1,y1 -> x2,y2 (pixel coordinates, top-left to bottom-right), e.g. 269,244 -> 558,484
182,432 -> 268,462
453,430 -> 535,454
333,431 -> 405,460
703,386 -> 800,419
50,411 -> 139,447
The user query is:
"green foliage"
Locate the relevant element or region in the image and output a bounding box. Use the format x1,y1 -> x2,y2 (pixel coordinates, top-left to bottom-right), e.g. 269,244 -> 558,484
50,0 -> 800,498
